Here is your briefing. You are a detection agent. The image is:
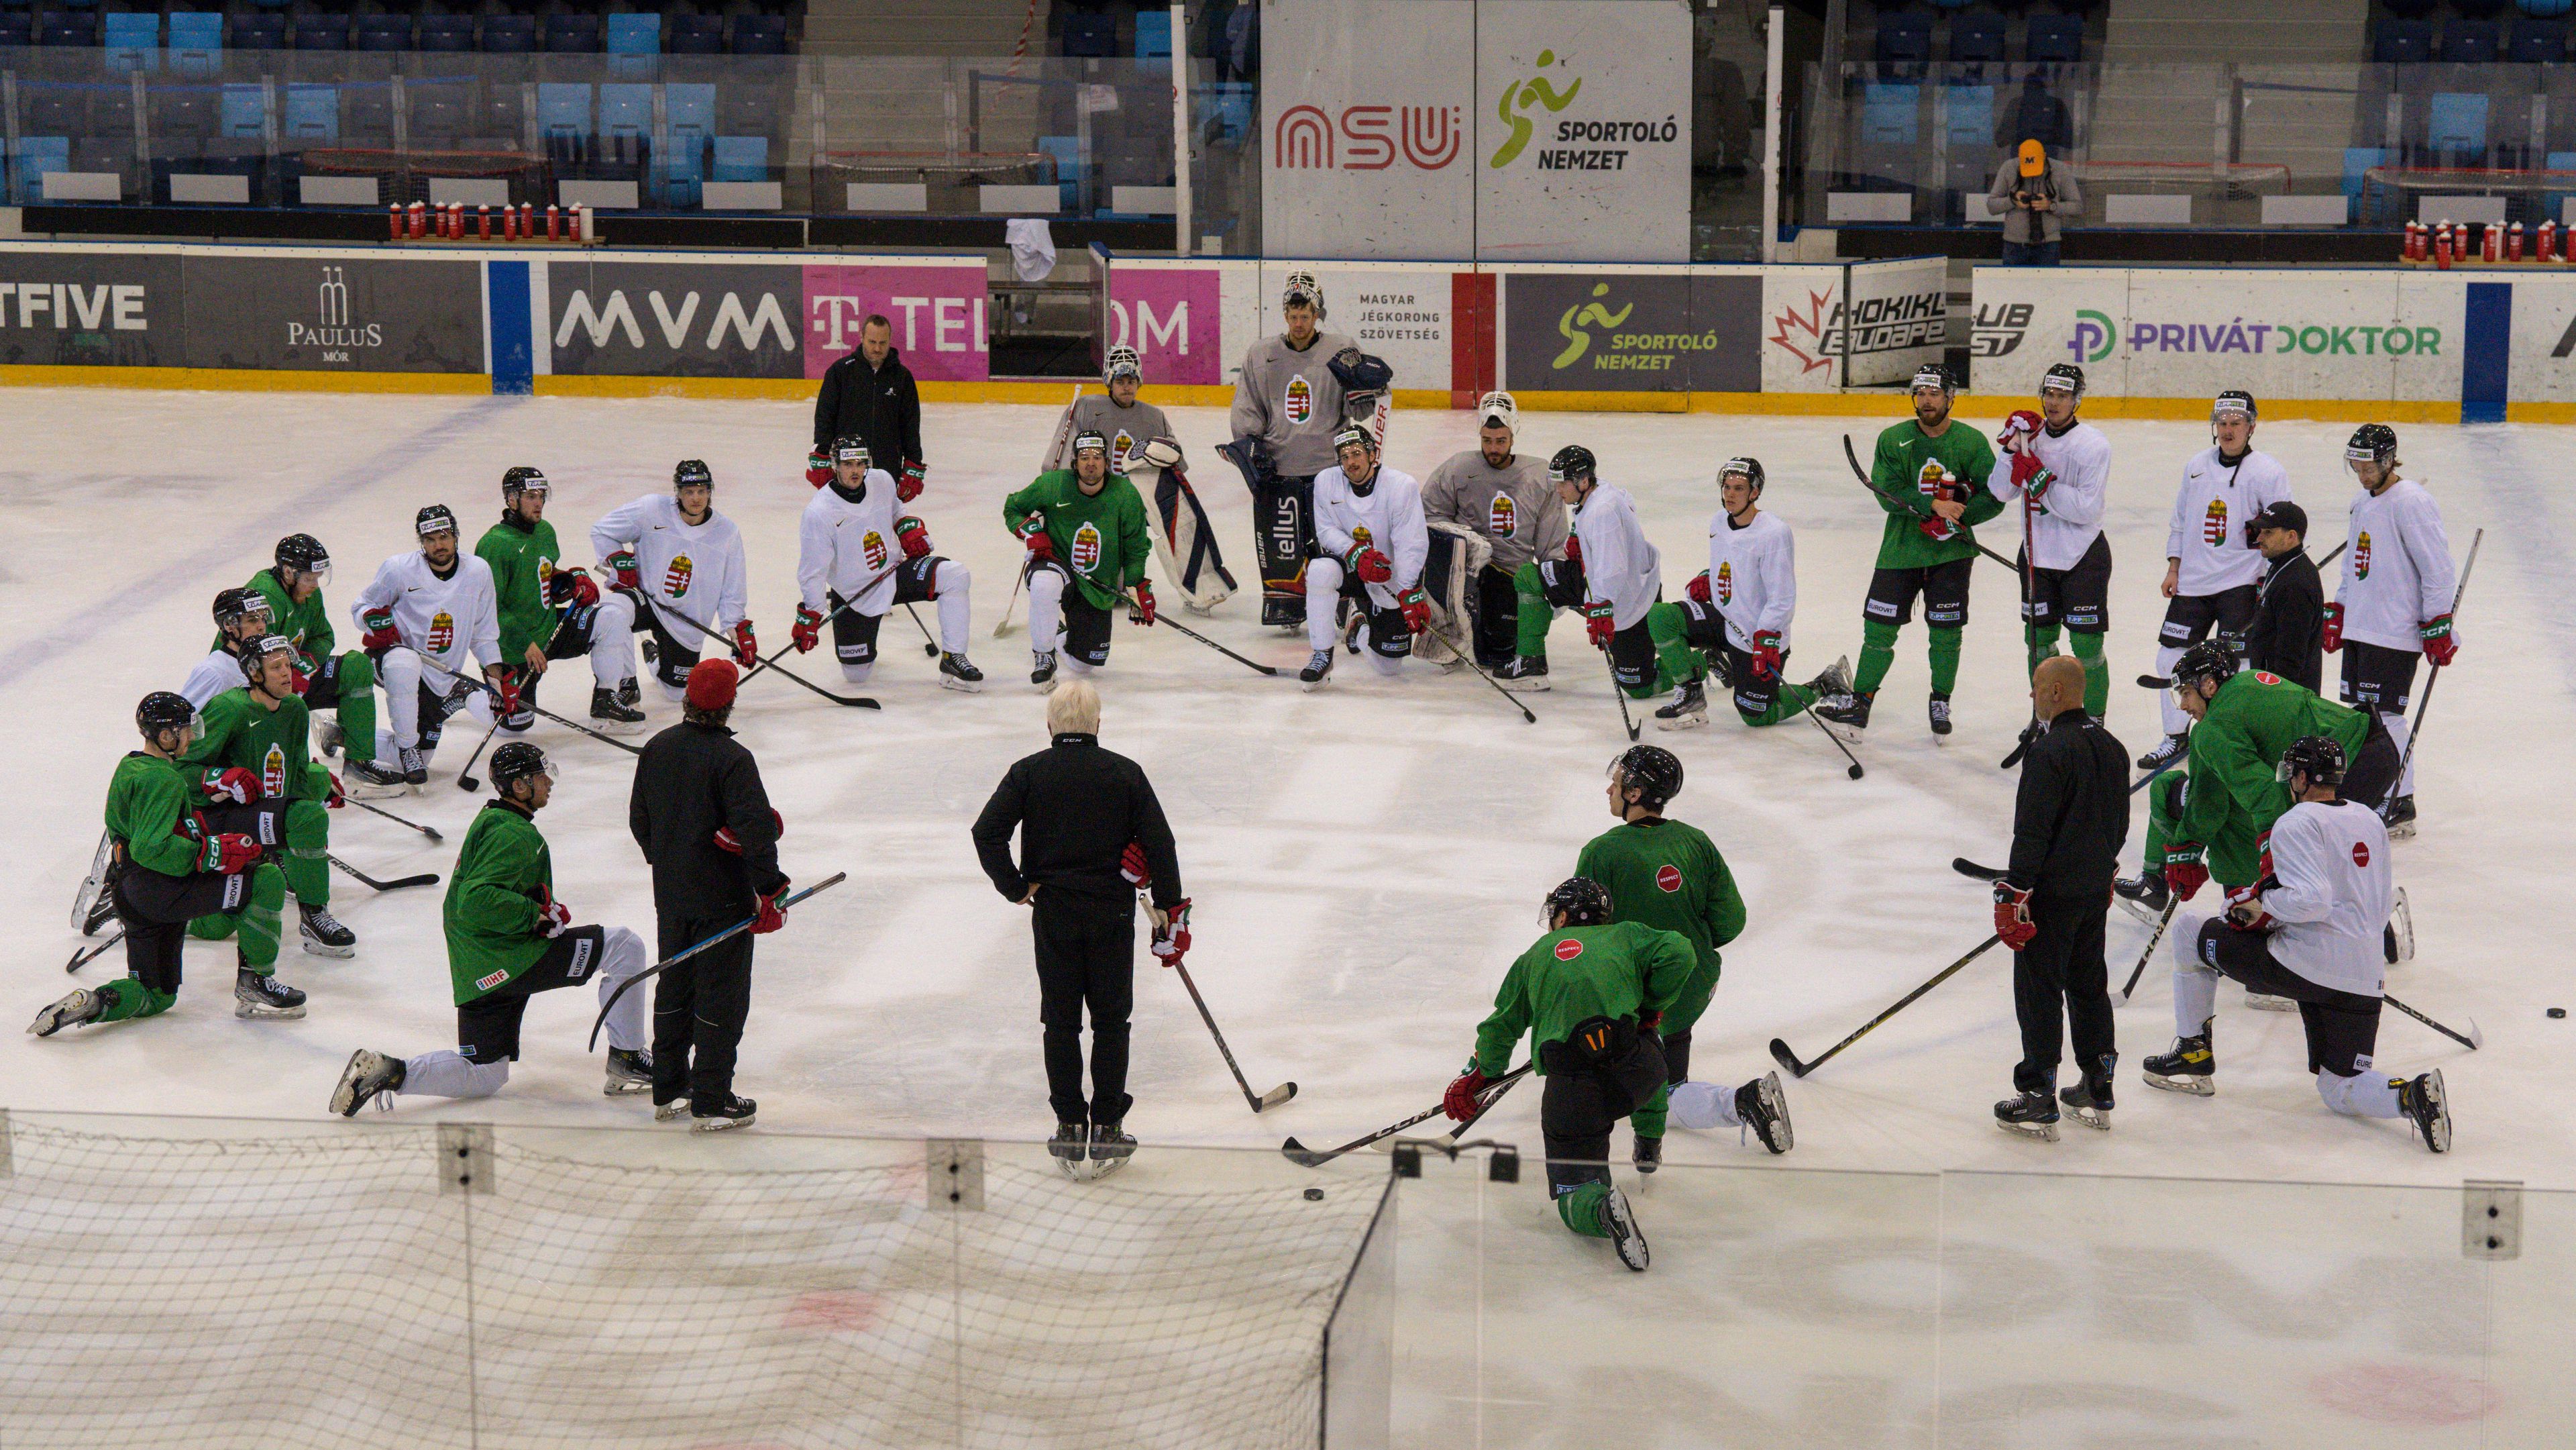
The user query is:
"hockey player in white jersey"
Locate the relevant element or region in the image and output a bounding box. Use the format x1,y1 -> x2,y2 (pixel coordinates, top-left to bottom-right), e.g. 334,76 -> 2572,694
793,437 -> 983,691
591,460 -> 756,703
1990,362 -> 2116,718
1643,458 -> 1845,730
1299,424 -> 1428,688
180,587 -> 276,708
2145,735 -> 2451,1153
2137,391 -> 2297,772
347,505 -> 506,790
1511,446 -> 1666,701
2328,423 -> 2457,835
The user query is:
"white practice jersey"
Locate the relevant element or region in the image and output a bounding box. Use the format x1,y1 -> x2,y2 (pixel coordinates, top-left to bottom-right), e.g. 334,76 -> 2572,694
2166,446 -> 2293,597
2335,478 -> 2457,654
590,495 -> 750,652
180,648 -> 245,709
1987,419 -> 2112,570
1057,395 -> 1173,476
1705,509 -> 1796,652
1312,463 -> 1428,607
2260,797 -> 2394,998
798,471 -> 911,617
350,551 -> 502,684
1574,484 -> 1661,630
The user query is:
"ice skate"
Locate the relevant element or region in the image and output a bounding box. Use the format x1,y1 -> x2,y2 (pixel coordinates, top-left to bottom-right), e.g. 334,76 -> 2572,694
691,1092 -> 757,1132
1632,1133 -> 1662,1173
80,892 -> 117,938
1652,679 -> 1707,731
590,686 -> 647,731
1802,654 -> 1853,701
614,676 -> 641,709
1051,1121 -> 1090,1179
1495,656 -> 1550,692
314,715 -> 345,759
233,968 -> 307,1020
1030,650 -> 1058,690
654,1097 -> 691,1122
1299,649 -> 1334,690
330,1049 -> 405,1115
2058,1055 -> 2115,1130
2143,1032 -> 2215,1096
1598,1186 -> 1650,1272
938,652 -> 985,692
397,745 -> 429,787
2385,794 -> 2418,839
1994,1088 -> 2059,1141
346,758 -> 411,798
1737,1071 -> 1793,1153
2136,731 -> 2190,773
2400,1070 -> 2451,1153
1927,690 -> 1953,739
1088,1121 -> 1137,1180
1816,690 -> 1872,735
2114,871 -> 2169,925
28,988 -> 106,1038
604,1047 -> 653,1096
299,903 -> 355,958
2385,888 -> 2414,964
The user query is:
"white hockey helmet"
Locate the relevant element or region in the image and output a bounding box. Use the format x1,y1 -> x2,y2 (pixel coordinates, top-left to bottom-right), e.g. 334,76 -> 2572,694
1282,270 -> 1324,317
1476,391 -> 1519,434
1104,344 -> 1142,385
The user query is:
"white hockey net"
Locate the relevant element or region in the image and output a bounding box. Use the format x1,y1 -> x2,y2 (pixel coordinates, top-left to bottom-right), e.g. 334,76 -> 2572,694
0,1114 -> 1395,1449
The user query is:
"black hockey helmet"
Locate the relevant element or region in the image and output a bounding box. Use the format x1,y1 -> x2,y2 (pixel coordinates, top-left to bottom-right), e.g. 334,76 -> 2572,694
1332,422 -> 1379,458
2041,362 -> 2085,398
135,690 -> 197,743
1910,362 -> 1955,396
2276,734 -> 2346,791
1548,444 -> 1597,488
830,435 -> 871,467
2346,423 -> 2398,468
2171,639 -> 2238,694
237,633 -> 298,688
1543,876 -> 1614,929
2212,389 -> 2257,423
415,504 -> 460,540
1071,429 -> 1110,458
502,466 -> 549,501
674,458 -> 714,491
487,741 -> 555,798
274,533 -> 330,580
1718,457 -> 1766,495
212,586 -> 271,636
1609,745 -> 1684,813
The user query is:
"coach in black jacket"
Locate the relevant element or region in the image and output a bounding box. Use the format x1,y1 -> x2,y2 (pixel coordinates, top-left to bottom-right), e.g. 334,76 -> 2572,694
2241,501 -> 2324,692
629,658 -> 789,1130
1992,655 -> 2129,1139
812,315 -> 923,476
971,678 -> 1184,1159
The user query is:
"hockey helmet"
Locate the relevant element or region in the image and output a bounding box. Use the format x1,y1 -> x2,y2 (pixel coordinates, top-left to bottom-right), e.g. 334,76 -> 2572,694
2276,734 -> 2346,791
502,466 -> 550,501
1104,344 -> 1143,384
2346,423 -> 2398,468
1548,444 -> 1597,488
1609,745 -> 1684,813
673,459 -> 715,492
1281,270 -> 1325,316
1911,363 -> 1955,397
1542,876 -> 1615,928
831,436 -> 871,468
1071,430 -> 1111,458
1719,457 -> 1766,496
2041,362 -> 2086,398
2171,639 -> 2238,694
2211,390 -> 2257,423
487,741 -> 557,798
1332,423 -> 1379,458
415,504 -> 461,540
237,633 -> 299,688
212,586 -> 272,636
134,690 -> 199,744
274,533 -> 331,584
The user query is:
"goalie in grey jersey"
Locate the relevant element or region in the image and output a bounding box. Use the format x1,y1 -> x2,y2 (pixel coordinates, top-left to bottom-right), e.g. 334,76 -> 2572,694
1053,346 -> 1236,613
1221,272 -> 1391,627
1420,391 -> 1566,669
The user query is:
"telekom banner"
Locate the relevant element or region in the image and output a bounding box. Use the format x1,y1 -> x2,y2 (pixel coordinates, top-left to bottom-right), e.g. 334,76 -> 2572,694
802,261 -> 992,382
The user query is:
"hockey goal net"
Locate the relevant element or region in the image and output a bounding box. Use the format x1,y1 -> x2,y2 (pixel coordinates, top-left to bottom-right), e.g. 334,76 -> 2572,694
814,148 -> 1060,213
299,148 -> 556,209
2360,164 -> 2576,225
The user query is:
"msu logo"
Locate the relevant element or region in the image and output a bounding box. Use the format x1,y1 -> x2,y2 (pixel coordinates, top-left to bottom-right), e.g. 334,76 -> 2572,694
1489,493 -> 1517,537
1285,376 -> 1313,424
1072,521 -> 1104,572
665,554 -> 694,597
2202,498 -> 2228,547
2353,531 -> 2372,578
427,611 -> 454,653
261,743 -> 286,800
861,530 -> 888,571
1715,561 -> 1734,605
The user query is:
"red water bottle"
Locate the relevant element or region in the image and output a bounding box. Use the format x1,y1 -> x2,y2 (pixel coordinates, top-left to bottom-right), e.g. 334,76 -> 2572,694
407,201 -> 427,239
2510,221 -> 2525,262
2403,220 -> 2422,260
545,204 -> 560,241
2481,220 -> 2500,262
2434,223 -> 2453,268
476,205 -> 490,240
389,205 -> 404,242
2542,220 -> 2560,263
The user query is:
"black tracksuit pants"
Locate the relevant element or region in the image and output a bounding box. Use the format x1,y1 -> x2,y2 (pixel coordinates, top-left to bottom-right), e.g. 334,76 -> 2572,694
1033,888 -> 1136,1125
2012,890 -> 2116,1094
651,911 -> 753,1103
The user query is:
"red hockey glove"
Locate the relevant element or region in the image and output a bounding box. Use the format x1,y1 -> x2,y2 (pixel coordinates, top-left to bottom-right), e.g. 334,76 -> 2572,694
547,570 -> 600,610
898,460 -> 926,502
1149,897 -> 1191,968
325,771 -> 344,809
1120,840 -> 1152,889
606,549 -> 640,592
712,808 -> 783,856
806,448 -> 833,488
1584,599 -> 1617,650
1992,882 -> 2037,950
1686,570 -> 1711,604
203,832 -> 262,875
1919,513 -> 1960,541
1398,586 -> 1430,635
1442,1064 -> 1490,1123
535,885 -> 572,938
1343,543 -> 1393,584
1996,409 -> 2043,450
2420,613 -> 2457,666
201,766 -> 260,805
359,607 -> 399,653
1640,1009 -> 1664,1031
2161,842 -> 2210,901
288,663 -> 311,696
490,668 -> 522,719
1750,629 -> 1783,682
731,620 -> 759,668
2009,450 -> 2055,503
792,604 -> 823,654
1564,533 -> 1582,568
1016,513 -> 1055,562
1129,580 -> 1157,626
2320,601 -> 2344,653
753,881 -> 792,935
895,515 -> 932,560
2223,882 -> 2275,933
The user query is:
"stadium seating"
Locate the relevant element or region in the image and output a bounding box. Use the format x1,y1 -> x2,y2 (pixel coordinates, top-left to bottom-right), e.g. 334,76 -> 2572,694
2508,15 -> 2568,59
1949,11 -> 2008,64
2375,19 -> 2435,63
2025,13 -> 2084,62
2440,17 -> 2502,62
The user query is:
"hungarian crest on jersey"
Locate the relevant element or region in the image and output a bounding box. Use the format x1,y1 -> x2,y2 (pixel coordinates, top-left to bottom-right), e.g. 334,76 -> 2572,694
665,554 -> 694,597
1285,375 -> 1313,424
1112,430 -> 1138,472
2202,497 -> 2228,547
861,529 -> 888,572
261,743 -> 287,800
1350,524 -> 1373,547
1489,492 -> 1517,537
1072,521 -> 1104,572
537,556 -> 555,592
2353,531 -> 2372,578
427,611 -> 454,653
1715,561 -> 1735,605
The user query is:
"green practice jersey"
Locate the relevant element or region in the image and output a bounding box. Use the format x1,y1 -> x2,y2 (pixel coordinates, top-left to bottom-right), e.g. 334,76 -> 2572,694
476,516 -> 563,660
443,799 -> 554,1004
2176,669 -> 2373,849
1576,817 -> 1745,1033
1868,417 -> 2002,570
1000,470 -> 1151,611
237,566 -> 337,672
105,752 -> 205,878
1474,921 -> 1695,1077
182,687 -> 319,802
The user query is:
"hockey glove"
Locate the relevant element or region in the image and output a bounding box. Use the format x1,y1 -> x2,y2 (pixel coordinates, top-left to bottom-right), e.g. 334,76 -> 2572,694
325,772 -> 344,809
895,515 -> 932,560
2160,843 -> 2210,902
547,570 -> 600,611
1686,570 -> 1711,604
606,550 -> 640,592
1397,586 -> 1430,635
1992,882 -> 2038,950
2008,449 -> 2056,504
1149,897 -> 1191,968
288,662 -> 311,696
806,448 -> 833,488
1996,409 -> 2043,451
731,620 -> 759,669
490,668 -> 522,720
898,460 -> 926,501
359,607 -> 400,653
1016,513 -> 1055,562
1120,840 -> 1152,890
1639,1009 -> 1663,1031
2420,613 -> 2458,666
1918,513 -> 1961,541
1342,543 -> 1394,585
1750,630 -> 1783,682
752,880 -> 792,935
792,604 -> 824,654
2223,882 -> 2275,933
203,832 -> 262,876
712,808 -> 784,856
1129,580 -> 1157,627
1564,533 -> 1582,568
535,886 -> 572,939
1442,1064 -> 1490,1123
201,766 -> 261,805
2320,601 -> 2344,653
1140,436 -> 1185,472
1584,599 -> 1617,651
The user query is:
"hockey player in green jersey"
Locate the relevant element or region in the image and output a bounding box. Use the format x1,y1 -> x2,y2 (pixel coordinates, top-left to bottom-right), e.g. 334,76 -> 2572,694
1445,878 -> 1697,1271
1819,364 -> 2004,738
30,692 -> 305,1036
1575,746 -> 1790,1169
1002,431 -> 1155,688
331,741 -> 657,1114
180,634 -> 355,957
244,533 -> 377,772
475,466 -> 646,731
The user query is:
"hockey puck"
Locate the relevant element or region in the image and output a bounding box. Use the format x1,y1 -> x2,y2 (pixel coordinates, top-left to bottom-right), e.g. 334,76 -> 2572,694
1302,1188 -> 1325,1201
2550,1008 -> 2567,1019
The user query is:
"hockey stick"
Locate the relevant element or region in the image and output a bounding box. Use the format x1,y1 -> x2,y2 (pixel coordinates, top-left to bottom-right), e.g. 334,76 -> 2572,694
588,872 -> 847,1049
2000,460 -> 2045,771
996,386 -> 1085,639
2383,991 -> 2482,1051
1118,590 -> 1281,676
1842,434 -> 2017,571
329,853 -> 439,892
1952,856 -> 2005,882
1809,709 -> 1865,779
343,795 -> 443,842
1427,623 -> 1537,724
739,564 -> 901,686
1769,933 -> 2006,1078
2380,527 -> 2483,825
1440,1066 -> 1522,1140
453,713 -> 506,792
66,927 -> 121,974
1281,1063 -> 1534,1168
1171,962 -> 1297,1112
473,679 -> 646,754
1605,646 -> 1640,741
70,829 -> 113,932
904,602 -> 941,658
2114,896 -> 2181,1004
646,597 -> 880,710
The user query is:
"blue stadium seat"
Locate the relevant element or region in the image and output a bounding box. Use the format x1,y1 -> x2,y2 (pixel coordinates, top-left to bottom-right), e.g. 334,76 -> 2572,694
1134,7 -> 1170,61
420,17 -> 475,53
282,84 -> 337,142
37,14 -> 95,46
2375,19 -> 2434,62
168,12 -> 221,74
220,84 -> 266,138
2509,15 -> 2567,58
231,13 -> 285,50
1062,9 -> 1116,58
1874,14 -> 1933,67
2025,13 -> 2083,62
544,15 -> 600,54
667,13 -> 723,54
605,13 -> 659,54
660,82 -> 712,203
481,15 -> 535,53
731,14 -> 785,54
597,82 -> 651,172
2428,91 -> 2491,154
354,17 -> 411,53
1862,81 -> 1923,146
13,136 -> 70,205
102,10 -> 159,70
1036,134 -> 1081,209
2441,19 -> 2501,62
1949,11 -> 2007,62
712,134 -> 766,183
536,82 -> 591,166
293,17 -> 347,51
2523,0 -> 2575,19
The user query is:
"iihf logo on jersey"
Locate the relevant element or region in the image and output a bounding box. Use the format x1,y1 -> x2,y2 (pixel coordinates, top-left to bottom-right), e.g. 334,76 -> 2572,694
1553,938 -> 1585,961
665,554 -> 694,597
2202,498 -> 2228,547
1489,493 -> 1517,537
1715,562 -> 1734,605
1072,521 -> 1103,572
2353,531 -> 2373,578
427,611 -> 454,653
1655,864 -> 1682,894
1285,376 -> 1313,424
861,530 -> 888,571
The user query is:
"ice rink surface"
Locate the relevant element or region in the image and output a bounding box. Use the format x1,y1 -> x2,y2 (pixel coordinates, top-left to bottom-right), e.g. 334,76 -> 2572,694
3,388 -> 2567,1197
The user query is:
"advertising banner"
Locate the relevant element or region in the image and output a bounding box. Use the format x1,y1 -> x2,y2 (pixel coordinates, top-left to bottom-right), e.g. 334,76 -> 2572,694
1260,260 -> 1456,394
546,260 -> 802,378
1758,259 -> 1949,393
1474,1 -> 1692,262
1501,270 -> 1760,393
0,249 -> 180,368
1258,0 -> 1476,260
185,254 -> 482,373
2503,270 -> 2576,403
1106,262 -> 1223,386
802,261 -> 992,382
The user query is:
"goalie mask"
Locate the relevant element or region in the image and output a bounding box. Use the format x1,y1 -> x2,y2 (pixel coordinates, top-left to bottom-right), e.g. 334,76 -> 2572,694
1104,345 -> 1142,386
1281,270 -> 1325,317
1476,391 -> 1518,434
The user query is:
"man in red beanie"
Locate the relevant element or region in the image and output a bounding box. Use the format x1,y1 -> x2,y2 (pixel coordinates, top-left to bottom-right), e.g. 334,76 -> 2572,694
628,658 -> 793,1131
